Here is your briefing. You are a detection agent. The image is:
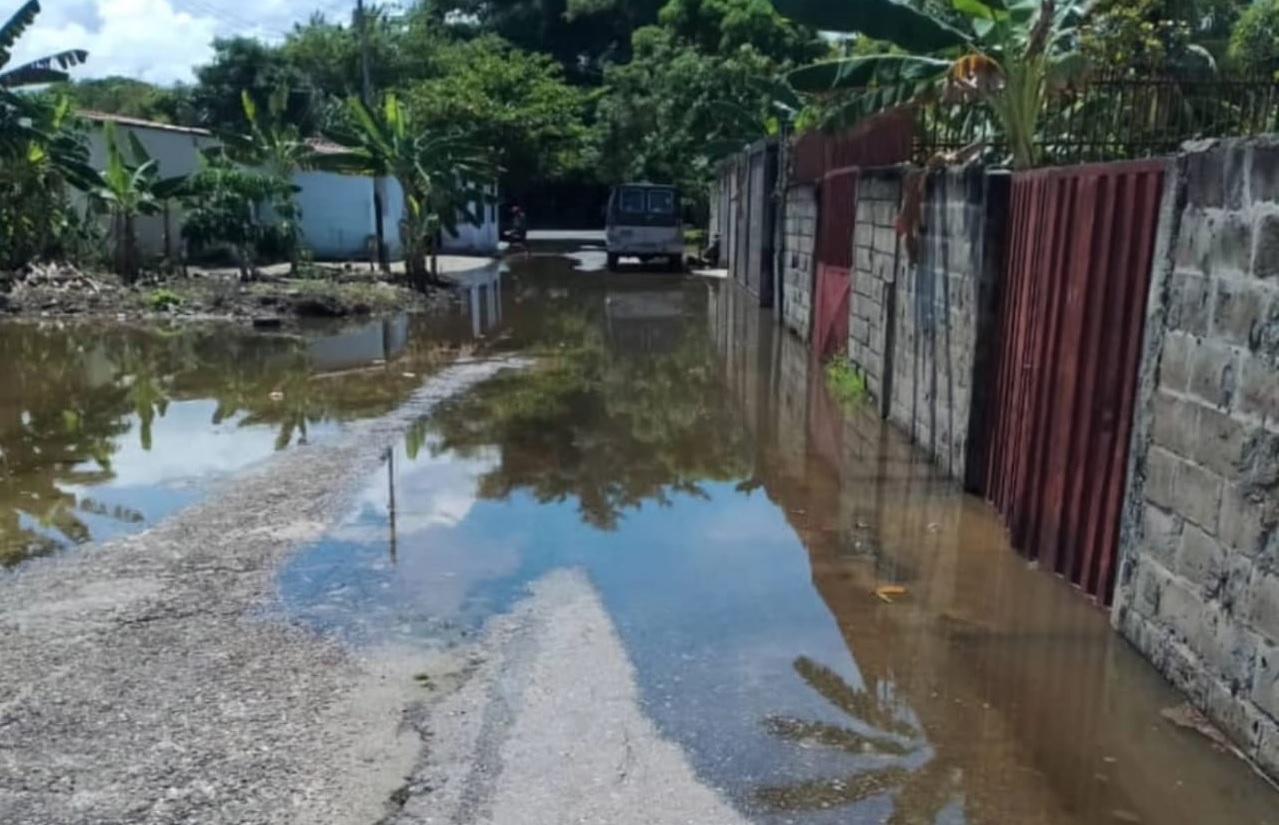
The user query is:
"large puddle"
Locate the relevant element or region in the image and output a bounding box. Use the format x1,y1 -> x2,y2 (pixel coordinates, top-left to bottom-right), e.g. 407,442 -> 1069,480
275,252 -> 1278,825
0,266 -> 506,567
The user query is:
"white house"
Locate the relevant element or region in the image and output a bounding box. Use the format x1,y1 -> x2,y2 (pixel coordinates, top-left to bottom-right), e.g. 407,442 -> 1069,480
80,112 -> 218,258
78,112 -> 500,260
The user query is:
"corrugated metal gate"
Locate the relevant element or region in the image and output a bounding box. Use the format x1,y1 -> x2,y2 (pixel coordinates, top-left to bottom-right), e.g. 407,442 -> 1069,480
985,160 -> 1165,605
813,166 -> 859,359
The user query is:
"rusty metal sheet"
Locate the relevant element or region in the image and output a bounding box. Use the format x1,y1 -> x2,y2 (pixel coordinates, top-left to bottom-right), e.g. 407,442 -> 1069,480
984,159 -> 1166,606
813,167 -> 859,359
791,112 -> 914,185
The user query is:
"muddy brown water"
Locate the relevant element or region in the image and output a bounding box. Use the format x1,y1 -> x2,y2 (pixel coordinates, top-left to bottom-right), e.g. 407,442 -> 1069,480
3,248 -> 1276,823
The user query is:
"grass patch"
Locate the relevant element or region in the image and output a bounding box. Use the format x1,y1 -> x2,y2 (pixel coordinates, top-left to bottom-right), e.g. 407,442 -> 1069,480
145,288 -> 183,311
825,358 -> 868,406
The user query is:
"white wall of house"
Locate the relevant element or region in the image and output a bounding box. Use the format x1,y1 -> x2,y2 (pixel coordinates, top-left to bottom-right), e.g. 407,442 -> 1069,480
80,115 -> 218,258
279,173 -> 499,259
78,113 -> 499,261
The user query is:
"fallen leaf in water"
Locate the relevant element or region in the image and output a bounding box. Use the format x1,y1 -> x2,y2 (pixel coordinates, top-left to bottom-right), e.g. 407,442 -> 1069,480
927,522 -> 941,533
874,585 -> 907,603
402,372 -> 416,378
1110,810 -> 1142,823
269,391 -> 284,401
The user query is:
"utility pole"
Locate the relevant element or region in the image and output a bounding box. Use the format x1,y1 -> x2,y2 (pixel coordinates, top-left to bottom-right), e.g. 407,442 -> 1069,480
357,0 -> 390,272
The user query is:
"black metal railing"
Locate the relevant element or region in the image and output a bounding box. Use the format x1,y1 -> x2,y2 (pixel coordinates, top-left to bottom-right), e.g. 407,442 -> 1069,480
914,73 -> 1279,166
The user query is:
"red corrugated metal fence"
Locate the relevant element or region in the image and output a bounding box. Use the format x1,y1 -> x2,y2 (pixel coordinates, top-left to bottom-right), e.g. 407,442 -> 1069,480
813,167 -> 859,359
985,160 -> 1165,605
791,112 -> 914,185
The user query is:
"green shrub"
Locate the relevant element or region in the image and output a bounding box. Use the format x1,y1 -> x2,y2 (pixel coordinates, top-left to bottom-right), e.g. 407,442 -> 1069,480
145,288 -> 183,311
824,358 -> 867,407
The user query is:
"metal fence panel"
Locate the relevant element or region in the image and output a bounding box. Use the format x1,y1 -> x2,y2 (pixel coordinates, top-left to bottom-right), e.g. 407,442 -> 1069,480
985,159 -> 1165,605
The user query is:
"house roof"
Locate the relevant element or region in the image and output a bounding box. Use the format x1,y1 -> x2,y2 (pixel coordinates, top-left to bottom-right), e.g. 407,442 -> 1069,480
79,110 -> 213,137
76,111 -> 355,155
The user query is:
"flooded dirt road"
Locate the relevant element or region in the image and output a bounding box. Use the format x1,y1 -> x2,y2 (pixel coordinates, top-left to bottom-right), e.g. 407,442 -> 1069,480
1,247 -> 1276,824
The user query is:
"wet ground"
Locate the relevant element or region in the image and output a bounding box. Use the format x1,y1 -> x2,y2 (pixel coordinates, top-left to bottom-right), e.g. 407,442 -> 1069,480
2,244 -> 1277,824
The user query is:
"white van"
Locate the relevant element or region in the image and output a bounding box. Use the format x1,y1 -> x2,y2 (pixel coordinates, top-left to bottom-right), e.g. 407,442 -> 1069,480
605,183 -> 684,272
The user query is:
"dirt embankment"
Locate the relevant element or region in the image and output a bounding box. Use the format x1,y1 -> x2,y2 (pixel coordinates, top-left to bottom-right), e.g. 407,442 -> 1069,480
0,258 -> 499,325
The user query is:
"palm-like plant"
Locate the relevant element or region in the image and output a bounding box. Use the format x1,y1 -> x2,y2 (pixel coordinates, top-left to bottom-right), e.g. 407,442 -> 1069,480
1,0 -> 89,166
776,0 -> 1089,169
89,121 -> 188,281
0,1 -> 87,90
322,93 -> 494,289
754,656 -> 961,821
218,86 -> 316,271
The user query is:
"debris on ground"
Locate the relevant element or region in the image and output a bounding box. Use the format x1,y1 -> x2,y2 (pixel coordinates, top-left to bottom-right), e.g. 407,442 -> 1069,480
1161,703 -> 1243,758
875,585 -> 908,603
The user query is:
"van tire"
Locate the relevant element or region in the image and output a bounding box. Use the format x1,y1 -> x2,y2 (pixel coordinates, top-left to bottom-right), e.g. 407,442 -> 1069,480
669,255 -> 683,271
606,253 -> 620,272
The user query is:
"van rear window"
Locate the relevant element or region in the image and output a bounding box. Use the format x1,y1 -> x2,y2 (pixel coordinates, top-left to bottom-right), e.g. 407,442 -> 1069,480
619,189 -> 646,213
647,189 -> 675,215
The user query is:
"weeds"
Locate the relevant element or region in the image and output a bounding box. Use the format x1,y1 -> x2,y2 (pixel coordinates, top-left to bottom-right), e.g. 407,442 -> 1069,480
145,288 -> 183,311
824,358 -> 867,407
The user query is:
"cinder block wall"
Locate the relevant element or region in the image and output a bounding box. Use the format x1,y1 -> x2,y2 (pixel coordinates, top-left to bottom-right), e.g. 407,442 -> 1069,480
782,185 -> 817,341
1115,138 -> 1279,776
841,167 -> 1005,491
849,170 -> 902,413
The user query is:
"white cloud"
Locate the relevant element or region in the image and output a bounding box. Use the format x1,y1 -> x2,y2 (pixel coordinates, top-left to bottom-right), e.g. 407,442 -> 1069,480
9,0 -> 357,85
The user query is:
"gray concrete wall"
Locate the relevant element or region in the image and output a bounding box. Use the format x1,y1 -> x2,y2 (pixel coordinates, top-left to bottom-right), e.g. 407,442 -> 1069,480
842,167 -> 1006,491
1114,139 -> 1279,777
848,170 -> 902,415
889,168 -> 1006,491
782,185 -> 817,341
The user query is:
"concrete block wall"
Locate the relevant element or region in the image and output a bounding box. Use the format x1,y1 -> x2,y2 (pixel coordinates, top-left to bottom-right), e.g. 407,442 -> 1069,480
885,168 -> 1007,491
1115,138 -> 1279,776
848,170 -> 903,414
782,185 -> 817,341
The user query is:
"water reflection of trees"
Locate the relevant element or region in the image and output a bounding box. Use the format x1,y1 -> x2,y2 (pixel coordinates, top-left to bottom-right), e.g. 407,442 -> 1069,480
424,307 -> 754,531
0,322 -> 447,566
754,657 -> 960,822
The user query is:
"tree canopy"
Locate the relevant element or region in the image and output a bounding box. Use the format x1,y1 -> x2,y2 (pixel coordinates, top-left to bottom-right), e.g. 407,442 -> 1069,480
51,0 -> 823,212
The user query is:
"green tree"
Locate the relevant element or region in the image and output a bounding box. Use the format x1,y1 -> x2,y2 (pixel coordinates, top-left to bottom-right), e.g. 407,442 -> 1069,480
53,76 -> 191,123
217,86 -> 318,269
1082,0 -> 1236,72
322,93 -> 494,288
657,0 -> 824,63
1,95 -> 98,270
88,121 -> 187,281
1229,0 -> 1279,75
592,25 -> 778,205
780,0 -> 1090,169
179,154 -> 297,282
189,37 -> 319,132
403,35 -> 588,194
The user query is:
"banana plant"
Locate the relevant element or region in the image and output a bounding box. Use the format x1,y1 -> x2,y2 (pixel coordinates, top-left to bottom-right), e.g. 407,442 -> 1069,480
320,93 -> 495,289
775,0 -> 1091,169
89,121 -> 188,282
0,1 -> 86,89
1,0 -> 87,160
217,86 -> 316,272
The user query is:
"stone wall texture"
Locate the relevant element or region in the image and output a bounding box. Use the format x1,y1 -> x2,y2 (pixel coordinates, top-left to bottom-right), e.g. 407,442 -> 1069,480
782,185 -> 817,341
842,167 -> 1006,491
1115,139 -> 1279,777
849,170 -> 902,414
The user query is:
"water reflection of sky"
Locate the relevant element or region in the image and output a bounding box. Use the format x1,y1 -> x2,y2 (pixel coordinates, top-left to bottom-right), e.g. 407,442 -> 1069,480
40,401 -> 344,550
277,438 -> 941,822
